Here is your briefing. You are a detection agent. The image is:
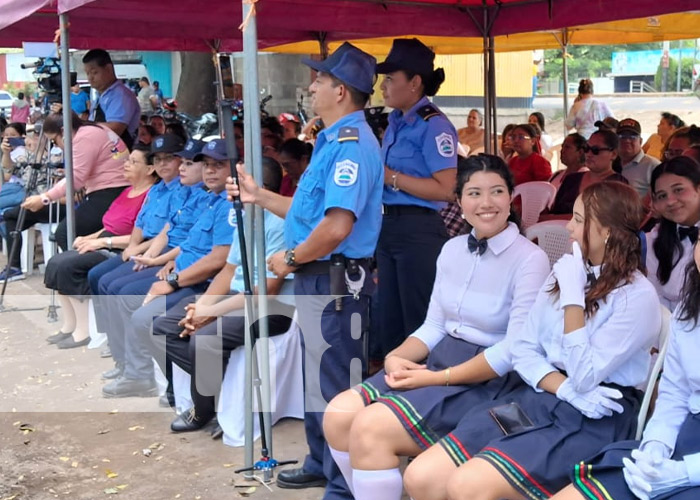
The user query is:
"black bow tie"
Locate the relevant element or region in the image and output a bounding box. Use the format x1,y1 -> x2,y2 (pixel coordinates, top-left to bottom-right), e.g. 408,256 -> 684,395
678,226 -> 699,244
468,234 -> 488,256
586,271 -> 597,287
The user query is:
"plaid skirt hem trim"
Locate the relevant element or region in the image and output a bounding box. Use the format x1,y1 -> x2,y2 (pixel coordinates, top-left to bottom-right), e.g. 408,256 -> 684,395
355,381 -> 440,450
477,447 -> 553,500
572,462 -> 614,500
439,432 -> 472,466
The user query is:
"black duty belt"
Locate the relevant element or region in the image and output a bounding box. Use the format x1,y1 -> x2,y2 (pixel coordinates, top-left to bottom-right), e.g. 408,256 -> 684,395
382,204 -> 436,216
295,257 -> 373,275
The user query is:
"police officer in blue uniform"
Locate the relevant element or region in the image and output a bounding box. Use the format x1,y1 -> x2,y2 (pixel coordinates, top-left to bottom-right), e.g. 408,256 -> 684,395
374,38 -> 458,360
226,42 -> 383,500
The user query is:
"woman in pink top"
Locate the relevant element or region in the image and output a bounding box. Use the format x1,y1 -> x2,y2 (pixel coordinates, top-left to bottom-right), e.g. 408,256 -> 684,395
0,112 -> 131,281
42,144 -> 158,349
507,123 -> 552,186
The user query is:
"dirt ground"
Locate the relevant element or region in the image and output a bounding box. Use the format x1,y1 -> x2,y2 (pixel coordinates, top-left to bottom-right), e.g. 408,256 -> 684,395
0,274 -> 316,500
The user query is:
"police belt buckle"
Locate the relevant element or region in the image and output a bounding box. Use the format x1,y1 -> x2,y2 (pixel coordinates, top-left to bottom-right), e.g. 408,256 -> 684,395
345,259 -> 366,300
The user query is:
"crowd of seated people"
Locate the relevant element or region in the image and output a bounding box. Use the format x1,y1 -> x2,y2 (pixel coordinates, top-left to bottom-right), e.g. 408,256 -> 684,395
11,62 -> 700,500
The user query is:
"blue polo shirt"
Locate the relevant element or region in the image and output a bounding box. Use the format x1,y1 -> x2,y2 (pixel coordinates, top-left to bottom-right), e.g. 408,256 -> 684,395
134,177 -> 183,239
89,80 -> 140,141
381,96 -> 458,209
70,90 -> 90,114
166,182 -> 209,248
284,110 -> 383,260
174,190 -> 235,272
227,210 -> 290,293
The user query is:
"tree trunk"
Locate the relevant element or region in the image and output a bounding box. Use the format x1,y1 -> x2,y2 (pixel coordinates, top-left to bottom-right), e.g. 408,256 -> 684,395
176,52 -> 216,115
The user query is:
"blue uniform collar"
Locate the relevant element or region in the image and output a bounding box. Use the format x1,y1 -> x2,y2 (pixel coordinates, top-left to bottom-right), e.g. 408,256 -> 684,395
164,176 -> 181,189
317,110 -> 365,144
389,96 -> 430,126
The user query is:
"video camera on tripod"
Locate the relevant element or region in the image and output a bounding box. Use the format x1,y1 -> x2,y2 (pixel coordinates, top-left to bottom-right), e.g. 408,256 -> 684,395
21,57 -> 76,114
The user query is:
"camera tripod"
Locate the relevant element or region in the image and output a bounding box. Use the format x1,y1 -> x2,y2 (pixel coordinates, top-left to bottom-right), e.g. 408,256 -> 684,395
0,126 -> 62,318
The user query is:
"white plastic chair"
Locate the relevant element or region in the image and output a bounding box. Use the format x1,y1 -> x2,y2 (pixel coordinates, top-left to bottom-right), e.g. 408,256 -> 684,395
172,311 -> 304,446
635,305 -> 672,439
525,220 -> 571,268
513,181 -> 557,231
20,222 -> 58,275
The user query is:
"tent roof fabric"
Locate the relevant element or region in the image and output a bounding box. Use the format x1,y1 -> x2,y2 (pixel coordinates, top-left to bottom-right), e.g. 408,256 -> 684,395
0,0 -> 698,52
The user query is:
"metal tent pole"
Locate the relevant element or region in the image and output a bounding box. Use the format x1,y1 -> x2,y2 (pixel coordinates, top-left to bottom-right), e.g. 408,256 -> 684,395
488,35 -> 497,154
59,13 -> 75,246
482,8 -> 491,154
557,29 -> 571,136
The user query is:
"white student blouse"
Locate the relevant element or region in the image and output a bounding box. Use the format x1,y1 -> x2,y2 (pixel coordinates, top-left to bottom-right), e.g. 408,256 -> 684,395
410,222 -> 550,376
512,269 -> 661,393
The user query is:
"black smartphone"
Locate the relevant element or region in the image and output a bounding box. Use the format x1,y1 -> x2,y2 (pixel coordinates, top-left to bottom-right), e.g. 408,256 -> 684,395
489,402 -> 535,435
8,137 -> 25,148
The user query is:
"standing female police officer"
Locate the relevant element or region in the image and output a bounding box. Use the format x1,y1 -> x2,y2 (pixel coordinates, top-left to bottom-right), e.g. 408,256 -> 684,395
375,38 -> 458,360
226,42 -> 384,500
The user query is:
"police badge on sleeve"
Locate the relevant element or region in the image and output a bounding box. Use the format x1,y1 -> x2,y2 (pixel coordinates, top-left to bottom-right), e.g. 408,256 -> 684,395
435,132 -> 455,158
334,159 -> 359,186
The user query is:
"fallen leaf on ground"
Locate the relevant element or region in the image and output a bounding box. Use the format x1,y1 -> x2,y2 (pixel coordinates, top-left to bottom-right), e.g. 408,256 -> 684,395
18,424 -> 34,433
116,485 -> 128,490
71,461 -> 79,468
101,458 -> 111,463
127,425 -> 144,431
238,487 -> 256,497
103,488 -> 118,495
97,429 -> 110,435
105,469 -> 118,479
59,457 -> 70,462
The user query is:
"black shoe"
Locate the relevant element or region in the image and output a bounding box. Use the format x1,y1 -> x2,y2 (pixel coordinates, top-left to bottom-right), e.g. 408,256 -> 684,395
100,346 -> 112,358
276,468 -> 327,489
170,408 -> 214,433
56,336 -> 90,349
102,363 -> 124,380
46,331 -> 73,344
102,377 -> 158,398
159,392 -> 175,408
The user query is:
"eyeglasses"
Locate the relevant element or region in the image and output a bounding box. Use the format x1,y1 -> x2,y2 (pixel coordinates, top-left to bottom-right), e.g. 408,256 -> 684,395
154,154 -> 175,164
617,134 -> 640,141
584,145 -> 614,155
508,134 -> 531,142
664,149 -> 685,159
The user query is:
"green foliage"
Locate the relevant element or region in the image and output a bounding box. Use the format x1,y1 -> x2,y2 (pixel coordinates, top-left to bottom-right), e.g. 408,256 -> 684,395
654,57 -> 695,91
543,43 -> 665,80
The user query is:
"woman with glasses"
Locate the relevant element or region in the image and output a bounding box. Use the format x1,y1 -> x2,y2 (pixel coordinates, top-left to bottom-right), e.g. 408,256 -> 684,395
43,145 -> 158,349
1,112 -> 130,282
507,123 -> 552,186
548,130 -> 627,216
662,125 -> 700,161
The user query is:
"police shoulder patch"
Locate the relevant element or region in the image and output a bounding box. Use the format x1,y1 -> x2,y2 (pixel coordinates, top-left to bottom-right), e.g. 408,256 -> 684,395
416,105 -> 440,121
435,132 -> 455,158
337,127 -> 360,143
334,159 -> 359,186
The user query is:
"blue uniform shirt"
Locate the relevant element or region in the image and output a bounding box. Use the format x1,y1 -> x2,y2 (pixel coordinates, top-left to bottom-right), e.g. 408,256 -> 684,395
174,190 -> 235,272
70,91 -> 90,114
166,182 -> 208,248
284,110 -> 383,259
89,80 -> 140,140
134,177 -> 183,239
381,96 -> 458,209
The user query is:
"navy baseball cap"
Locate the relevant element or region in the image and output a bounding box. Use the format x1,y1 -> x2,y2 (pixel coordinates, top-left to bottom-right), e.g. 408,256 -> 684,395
175,139 -> 204,160
301,42 -> 376,95
149,134 -> 185,159
193,138 -> 233,162
376,38 -> 435,76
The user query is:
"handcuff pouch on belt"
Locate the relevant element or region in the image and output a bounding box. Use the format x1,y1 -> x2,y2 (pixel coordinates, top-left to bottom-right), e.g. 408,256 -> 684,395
329,253 -> 367,311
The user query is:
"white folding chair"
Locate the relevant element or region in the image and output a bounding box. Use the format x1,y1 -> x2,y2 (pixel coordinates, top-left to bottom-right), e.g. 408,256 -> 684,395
636,305 -> 672,439
525,220 -> 571,268
513,181 -> 557,231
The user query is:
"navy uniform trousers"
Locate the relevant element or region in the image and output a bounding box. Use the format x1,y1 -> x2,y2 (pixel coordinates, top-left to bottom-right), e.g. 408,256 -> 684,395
294,272 -> 371,500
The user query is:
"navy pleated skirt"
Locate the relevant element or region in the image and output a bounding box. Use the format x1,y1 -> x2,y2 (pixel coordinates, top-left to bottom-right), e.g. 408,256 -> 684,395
438,382 -> 642,500
571,412 -> 700,500
355,335 -> 523,451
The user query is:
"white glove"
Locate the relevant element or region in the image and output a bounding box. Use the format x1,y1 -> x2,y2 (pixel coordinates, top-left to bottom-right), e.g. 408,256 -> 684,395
621,442 -> 672,500
623,451 -> 690,498
552,241 -> 588,308
555,378 -> 624,419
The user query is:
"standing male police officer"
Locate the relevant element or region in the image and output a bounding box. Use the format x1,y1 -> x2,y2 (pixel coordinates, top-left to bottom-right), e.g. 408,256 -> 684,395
227,42 -> 383,499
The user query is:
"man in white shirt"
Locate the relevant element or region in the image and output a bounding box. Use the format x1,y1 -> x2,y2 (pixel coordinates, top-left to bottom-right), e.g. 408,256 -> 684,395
137,77 -> 158,114
617,118 -> 660,198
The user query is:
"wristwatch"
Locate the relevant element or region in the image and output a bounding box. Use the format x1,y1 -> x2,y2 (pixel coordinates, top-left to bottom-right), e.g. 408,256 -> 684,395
284,248 -> 297,267
166,272 -> 180,290
40,194 -> 51,205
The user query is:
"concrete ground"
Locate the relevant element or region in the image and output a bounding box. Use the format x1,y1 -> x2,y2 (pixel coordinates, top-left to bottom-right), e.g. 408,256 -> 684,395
0,269 -> 319,500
